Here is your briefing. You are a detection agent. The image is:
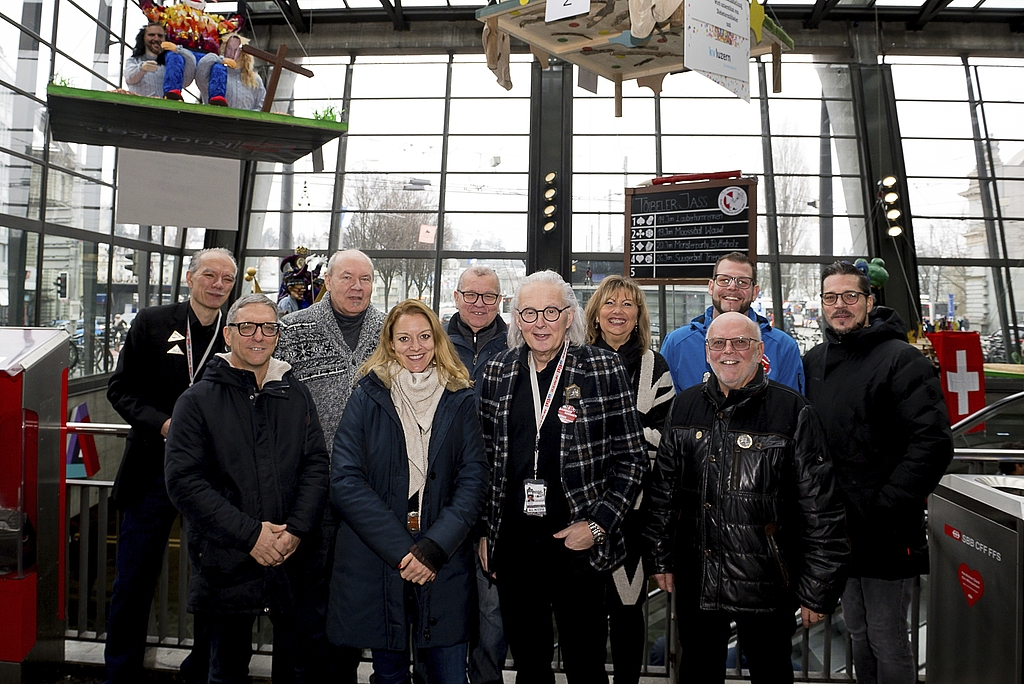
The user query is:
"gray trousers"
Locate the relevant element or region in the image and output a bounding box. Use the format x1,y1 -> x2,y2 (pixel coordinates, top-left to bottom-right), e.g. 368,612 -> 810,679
842,577 -> 916,684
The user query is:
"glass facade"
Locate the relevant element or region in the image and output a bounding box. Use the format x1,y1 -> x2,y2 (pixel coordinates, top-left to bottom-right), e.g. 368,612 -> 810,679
3,0 -> 1024,384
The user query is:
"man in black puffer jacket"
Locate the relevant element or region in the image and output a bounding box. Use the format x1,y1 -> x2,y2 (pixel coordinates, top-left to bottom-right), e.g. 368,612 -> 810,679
804,261 -> 952,684
165,293 -> 329,683
643,312 -> 849,684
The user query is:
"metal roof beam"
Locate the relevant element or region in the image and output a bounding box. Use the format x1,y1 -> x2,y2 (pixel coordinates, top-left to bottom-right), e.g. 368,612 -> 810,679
378,0 -> 410,30
908,0 -> 954,29
806,0 -> 844,29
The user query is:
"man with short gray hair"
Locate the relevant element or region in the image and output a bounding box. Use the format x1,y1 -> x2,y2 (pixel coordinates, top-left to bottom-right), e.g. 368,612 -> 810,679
274,249 -> 385,682
106,247 -> 237,683
166,293 -> 329,682
447,265 -> 509,684
643,311 -> 848,683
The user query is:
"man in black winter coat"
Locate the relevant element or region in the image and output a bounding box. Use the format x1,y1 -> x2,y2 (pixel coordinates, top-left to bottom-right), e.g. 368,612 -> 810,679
165,293 -> 330,684
643,312 -> 849,684
803,261 -> 953,684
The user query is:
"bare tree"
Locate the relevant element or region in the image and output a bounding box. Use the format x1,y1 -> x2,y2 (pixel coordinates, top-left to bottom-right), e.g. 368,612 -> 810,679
342,176 -> 449,308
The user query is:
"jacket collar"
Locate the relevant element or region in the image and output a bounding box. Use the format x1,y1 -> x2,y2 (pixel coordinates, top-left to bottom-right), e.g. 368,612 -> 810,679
693,306 -> 773,333
358,371 -> 461,463
209,353 -> 292,390
822,306 -> 906,349
703,365 -> 768,409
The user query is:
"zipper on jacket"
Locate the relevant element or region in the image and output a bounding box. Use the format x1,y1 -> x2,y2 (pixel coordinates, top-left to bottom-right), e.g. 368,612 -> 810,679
765,523 -> 789,587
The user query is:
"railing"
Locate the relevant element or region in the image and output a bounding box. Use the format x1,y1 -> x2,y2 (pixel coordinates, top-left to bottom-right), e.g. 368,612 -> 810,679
62,421 -> 942,682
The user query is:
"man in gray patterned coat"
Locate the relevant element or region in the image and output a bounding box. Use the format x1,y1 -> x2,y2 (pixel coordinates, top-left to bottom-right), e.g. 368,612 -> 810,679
274,248 -> 385,683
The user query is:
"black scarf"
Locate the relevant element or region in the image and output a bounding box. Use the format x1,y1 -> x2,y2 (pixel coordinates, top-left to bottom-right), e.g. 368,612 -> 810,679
595,330 -> 643,381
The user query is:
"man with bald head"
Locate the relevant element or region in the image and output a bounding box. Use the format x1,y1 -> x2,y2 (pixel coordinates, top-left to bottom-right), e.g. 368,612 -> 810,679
642,312 -> 848,683
275,249 -> 385,682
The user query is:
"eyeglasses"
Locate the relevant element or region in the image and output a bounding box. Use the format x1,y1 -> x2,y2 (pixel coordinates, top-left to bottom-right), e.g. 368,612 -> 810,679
458,291 -> 500,306
712,274 -> 755,290
228,322 -> 282,337
706,336 -> 757,352
517,305 -> 570,323
821,291 -> 869,306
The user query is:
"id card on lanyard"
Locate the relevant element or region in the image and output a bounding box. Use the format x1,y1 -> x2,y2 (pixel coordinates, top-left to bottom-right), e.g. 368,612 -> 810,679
186,310 -> 221,386
525,341 -> 569,517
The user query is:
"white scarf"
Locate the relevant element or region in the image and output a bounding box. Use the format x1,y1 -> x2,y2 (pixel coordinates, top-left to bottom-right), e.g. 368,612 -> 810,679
390,366 -> 445,516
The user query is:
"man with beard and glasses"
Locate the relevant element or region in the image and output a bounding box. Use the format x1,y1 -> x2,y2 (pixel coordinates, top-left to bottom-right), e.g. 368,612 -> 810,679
659,252 -> 803,393
803,261 -> 952,684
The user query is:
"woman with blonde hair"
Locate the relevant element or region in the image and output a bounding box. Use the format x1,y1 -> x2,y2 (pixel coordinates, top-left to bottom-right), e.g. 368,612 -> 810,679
583,274 -> 675,684
328,299 -> 488,684
196,32 -> 265,110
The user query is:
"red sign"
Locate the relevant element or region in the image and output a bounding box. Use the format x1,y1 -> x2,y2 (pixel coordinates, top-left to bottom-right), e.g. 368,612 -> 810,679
926,332 -> 985,431
958,563 -> 984,607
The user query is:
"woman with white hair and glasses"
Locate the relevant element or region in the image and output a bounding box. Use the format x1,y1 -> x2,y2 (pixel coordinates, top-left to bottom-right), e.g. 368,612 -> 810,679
477,270 -> 648,684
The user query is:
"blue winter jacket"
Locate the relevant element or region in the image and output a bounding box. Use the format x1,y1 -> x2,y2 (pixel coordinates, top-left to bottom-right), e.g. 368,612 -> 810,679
660,306 -> 805,393
328,371 -> 489,651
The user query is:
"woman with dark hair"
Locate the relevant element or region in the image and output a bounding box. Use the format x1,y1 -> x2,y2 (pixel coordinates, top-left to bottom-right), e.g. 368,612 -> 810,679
583,274 -> 675,684
329,299 -> 488,684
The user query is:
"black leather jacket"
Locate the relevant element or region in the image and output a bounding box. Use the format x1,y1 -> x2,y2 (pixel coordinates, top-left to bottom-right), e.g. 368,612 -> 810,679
642,368 -> 849,614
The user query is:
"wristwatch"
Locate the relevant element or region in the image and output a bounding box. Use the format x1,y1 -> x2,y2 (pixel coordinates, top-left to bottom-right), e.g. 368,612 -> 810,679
587,520 -> 607,545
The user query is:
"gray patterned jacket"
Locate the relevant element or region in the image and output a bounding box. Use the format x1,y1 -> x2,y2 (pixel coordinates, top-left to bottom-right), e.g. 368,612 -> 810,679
275,297 -> 386,444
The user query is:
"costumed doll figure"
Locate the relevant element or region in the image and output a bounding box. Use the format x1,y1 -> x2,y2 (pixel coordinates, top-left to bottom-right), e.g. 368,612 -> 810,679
124,22 -> 197,98
141,0 -> 243,103
277,248 -> 324,314
196,33 -> 266,110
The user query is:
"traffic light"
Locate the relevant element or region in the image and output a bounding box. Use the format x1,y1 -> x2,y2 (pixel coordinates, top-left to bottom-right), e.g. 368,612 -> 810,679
55,272 -> 68,300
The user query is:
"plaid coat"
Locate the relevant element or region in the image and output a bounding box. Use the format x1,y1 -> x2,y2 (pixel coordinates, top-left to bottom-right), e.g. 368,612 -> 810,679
480,344 -> 648,572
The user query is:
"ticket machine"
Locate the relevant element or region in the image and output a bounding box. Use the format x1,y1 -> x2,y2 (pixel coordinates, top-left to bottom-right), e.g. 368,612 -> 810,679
927,474 -> 1024,684
0,329 -> 68,683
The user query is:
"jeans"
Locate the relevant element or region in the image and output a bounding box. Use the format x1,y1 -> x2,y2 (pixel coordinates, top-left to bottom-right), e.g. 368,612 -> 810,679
496,537 -> 609,684
678,599 -> 797,684
842,577 -> 916,684
373,642 -> 469,684
105,481 -> 207,684
469,552 -> 507,684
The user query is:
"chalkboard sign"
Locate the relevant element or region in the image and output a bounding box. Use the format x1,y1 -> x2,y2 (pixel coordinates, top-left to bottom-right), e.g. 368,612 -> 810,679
624,177 -> 757,284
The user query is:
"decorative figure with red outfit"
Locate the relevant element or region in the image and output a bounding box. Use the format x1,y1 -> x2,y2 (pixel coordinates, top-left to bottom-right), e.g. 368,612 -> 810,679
140,0 -> 243,103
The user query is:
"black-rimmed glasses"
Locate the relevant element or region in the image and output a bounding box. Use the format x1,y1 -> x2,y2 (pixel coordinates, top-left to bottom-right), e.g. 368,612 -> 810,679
821,291 -> 869,306
458,291 -> 500,305
706,336 -> 756,352
517,305 -> 570,323
712,274 -> 755,289
228,322 -> 282,337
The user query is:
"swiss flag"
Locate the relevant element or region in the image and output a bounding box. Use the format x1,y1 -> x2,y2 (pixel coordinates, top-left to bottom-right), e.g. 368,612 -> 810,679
926,331 -> 985,430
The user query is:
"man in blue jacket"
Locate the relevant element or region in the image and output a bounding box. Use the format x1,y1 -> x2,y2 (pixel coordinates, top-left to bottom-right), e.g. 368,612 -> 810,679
446,265 -> 508,684
660,252 -> 804,393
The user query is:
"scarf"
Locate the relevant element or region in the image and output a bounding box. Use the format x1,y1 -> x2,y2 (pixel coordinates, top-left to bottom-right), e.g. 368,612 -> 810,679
390,365 -> 445,516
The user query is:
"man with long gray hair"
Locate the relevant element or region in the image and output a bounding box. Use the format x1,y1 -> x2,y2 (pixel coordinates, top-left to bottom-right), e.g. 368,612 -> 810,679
478,269 -> 647,683
106,247 -> 237,683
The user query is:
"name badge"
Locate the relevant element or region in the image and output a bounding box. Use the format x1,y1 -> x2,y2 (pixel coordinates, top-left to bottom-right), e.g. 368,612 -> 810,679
524,479 -> 547,517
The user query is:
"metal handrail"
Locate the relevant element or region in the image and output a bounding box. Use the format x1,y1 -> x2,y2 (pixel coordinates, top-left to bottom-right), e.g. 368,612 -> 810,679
66,421 -> 129,436
951,390 -> 1024,435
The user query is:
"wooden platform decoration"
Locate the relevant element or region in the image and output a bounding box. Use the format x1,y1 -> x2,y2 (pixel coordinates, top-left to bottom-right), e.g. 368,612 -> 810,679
46,81 -> 345,165
477,0 -> 793,113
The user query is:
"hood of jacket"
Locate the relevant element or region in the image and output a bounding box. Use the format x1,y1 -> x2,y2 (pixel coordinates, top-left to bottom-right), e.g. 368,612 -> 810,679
822,306 -> 907,350
207,353 -> 292,392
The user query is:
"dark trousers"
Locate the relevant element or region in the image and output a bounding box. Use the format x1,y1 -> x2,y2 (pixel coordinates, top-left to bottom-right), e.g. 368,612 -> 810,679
272,510 -> 361,683
678,601 -> 797,684
496,538 -> 609,684
105,482 -> 207,684
606,573 -> 646,684
205,602 -> 325,684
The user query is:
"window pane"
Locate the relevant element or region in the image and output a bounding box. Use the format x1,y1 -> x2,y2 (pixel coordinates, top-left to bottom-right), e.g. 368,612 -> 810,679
43,234 -> 107,378
0,228 -> 38,326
